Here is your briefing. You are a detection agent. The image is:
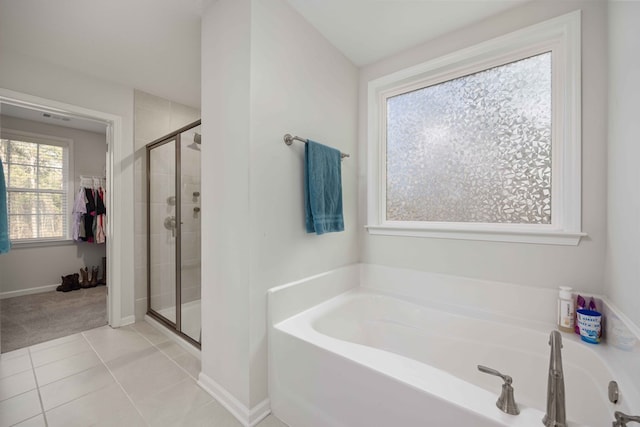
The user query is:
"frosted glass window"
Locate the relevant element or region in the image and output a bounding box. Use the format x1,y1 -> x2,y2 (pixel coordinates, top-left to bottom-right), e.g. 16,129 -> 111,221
386,52 -> 552,224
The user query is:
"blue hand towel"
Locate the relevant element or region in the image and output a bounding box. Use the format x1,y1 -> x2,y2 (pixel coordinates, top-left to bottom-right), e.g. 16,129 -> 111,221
0,158 -> 11,254
304,140 -> 344,235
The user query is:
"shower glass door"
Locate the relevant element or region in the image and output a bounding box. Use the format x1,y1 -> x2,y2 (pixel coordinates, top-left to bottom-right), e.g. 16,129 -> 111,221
179,125 -> 201,342
148,138 -> 177,325
147,120 -> 201,347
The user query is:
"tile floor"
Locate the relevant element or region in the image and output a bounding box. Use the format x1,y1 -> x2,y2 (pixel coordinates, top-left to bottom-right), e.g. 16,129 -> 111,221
0,322 -> 288,427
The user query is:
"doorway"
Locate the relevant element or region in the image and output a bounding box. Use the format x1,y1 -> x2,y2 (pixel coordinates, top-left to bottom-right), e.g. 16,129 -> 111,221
0,88 -> 126,353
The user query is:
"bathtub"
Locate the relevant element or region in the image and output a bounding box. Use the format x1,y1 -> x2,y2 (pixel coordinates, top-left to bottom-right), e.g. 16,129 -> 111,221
268,266 -> 638,427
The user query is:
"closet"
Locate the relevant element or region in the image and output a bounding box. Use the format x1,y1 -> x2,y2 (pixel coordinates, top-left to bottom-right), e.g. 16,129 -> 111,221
73,176 -> 107,242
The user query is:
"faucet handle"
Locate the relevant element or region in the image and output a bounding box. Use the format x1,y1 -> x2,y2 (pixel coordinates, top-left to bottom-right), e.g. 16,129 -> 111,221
614,411 -> 640,427
478,365 -> 513,385
478,365 -> 520,415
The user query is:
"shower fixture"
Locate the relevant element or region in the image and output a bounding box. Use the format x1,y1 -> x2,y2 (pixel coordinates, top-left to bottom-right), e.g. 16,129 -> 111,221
187,132 -> 201,151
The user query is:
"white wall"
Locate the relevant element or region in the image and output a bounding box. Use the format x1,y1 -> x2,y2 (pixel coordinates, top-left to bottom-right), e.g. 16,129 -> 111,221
200,0 -> 358,412
0,116 -> 107,295
0,47 -> 135,322
359,0 -> 608,294
133,90 -> 200,320
605,1 -> 640,328
248,0 -> 359,407
201,0 -> 253,408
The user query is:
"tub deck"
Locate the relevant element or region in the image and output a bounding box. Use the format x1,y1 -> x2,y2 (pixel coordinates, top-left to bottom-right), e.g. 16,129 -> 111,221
272,288 -> 618,426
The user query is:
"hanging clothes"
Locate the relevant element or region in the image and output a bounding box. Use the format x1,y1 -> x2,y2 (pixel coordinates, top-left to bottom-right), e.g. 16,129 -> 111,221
83,187 -> 96,243
95,186 -> 106,244
72,188 -> 87,241
73,177 -> 107,245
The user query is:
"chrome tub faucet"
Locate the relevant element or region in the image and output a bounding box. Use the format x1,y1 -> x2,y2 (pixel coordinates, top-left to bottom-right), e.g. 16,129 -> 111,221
543,330 -> 566,427
614,411 -> 640,426
478,365 -> 519,415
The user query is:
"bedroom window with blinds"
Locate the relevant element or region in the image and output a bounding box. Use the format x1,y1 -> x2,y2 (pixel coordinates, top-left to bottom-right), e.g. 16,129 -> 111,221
0,131 -> 72,242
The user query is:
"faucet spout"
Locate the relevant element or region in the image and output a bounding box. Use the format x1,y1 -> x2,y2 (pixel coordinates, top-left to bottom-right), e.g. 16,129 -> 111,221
543,330 -> 566,427
614,411 -> 640,427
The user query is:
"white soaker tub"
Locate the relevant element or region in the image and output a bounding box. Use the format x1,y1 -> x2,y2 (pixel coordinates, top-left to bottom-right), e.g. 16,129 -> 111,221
269,268 -> 637,427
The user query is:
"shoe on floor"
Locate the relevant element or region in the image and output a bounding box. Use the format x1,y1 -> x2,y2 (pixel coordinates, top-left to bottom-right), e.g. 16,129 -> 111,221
80,267 -> 92,288
57,275 -> 75,292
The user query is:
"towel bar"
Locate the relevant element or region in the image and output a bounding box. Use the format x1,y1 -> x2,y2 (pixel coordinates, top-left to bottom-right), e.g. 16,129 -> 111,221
284,134 -> 350,159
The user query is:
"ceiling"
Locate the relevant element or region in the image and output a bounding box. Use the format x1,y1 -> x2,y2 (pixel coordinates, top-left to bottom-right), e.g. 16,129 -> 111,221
0,0 -> 203,108
0,0 -> 528,109
285,0 -> 530,66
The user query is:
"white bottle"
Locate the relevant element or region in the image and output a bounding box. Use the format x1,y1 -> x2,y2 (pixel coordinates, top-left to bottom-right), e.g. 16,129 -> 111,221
558,286 -> 575,333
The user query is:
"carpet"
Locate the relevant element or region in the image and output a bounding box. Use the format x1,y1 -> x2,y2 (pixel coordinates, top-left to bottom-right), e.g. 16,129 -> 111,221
1,286 -> 107,353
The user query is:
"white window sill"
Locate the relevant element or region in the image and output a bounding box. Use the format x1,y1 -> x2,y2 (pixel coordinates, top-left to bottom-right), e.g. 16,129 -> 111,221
10,239 -> 75,249
365,225 -> 586,246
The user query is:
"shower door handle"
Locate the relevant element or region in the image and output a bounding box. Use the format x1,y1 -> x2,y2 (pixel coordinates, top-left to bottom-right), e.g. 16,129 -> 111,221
164,216 -> 177,237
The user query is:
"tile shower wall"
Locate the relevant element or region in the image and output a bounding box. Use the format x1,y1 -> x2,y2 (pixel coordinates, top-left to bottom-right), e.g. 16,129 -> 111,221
134,90 -> 200,320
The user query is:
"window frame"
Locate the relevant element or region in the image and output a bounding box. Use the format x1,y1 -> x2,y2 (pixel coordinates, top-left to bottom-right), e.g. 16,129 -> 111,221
1,128 -> 74,245
366,11 -> 584,245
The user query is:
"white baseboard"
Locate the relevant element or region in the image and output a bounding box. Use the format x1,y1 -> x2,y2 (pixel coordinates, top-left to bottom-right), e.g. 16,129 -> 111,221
0,284 -> 58,299
248,399 -> 271,427
197,373 -> 270,427
119,315 -> 136,326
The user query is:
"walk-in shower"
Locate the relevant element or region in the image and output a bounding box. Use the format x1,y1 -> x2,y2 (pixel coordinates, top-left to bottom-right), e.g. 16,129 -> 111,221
146,120 -> 201,347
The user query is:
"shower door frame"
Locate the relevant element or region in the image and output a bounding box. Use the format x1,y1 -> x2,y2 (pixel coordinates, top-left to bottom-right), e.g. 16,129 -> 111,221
146,119 -> 201,349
